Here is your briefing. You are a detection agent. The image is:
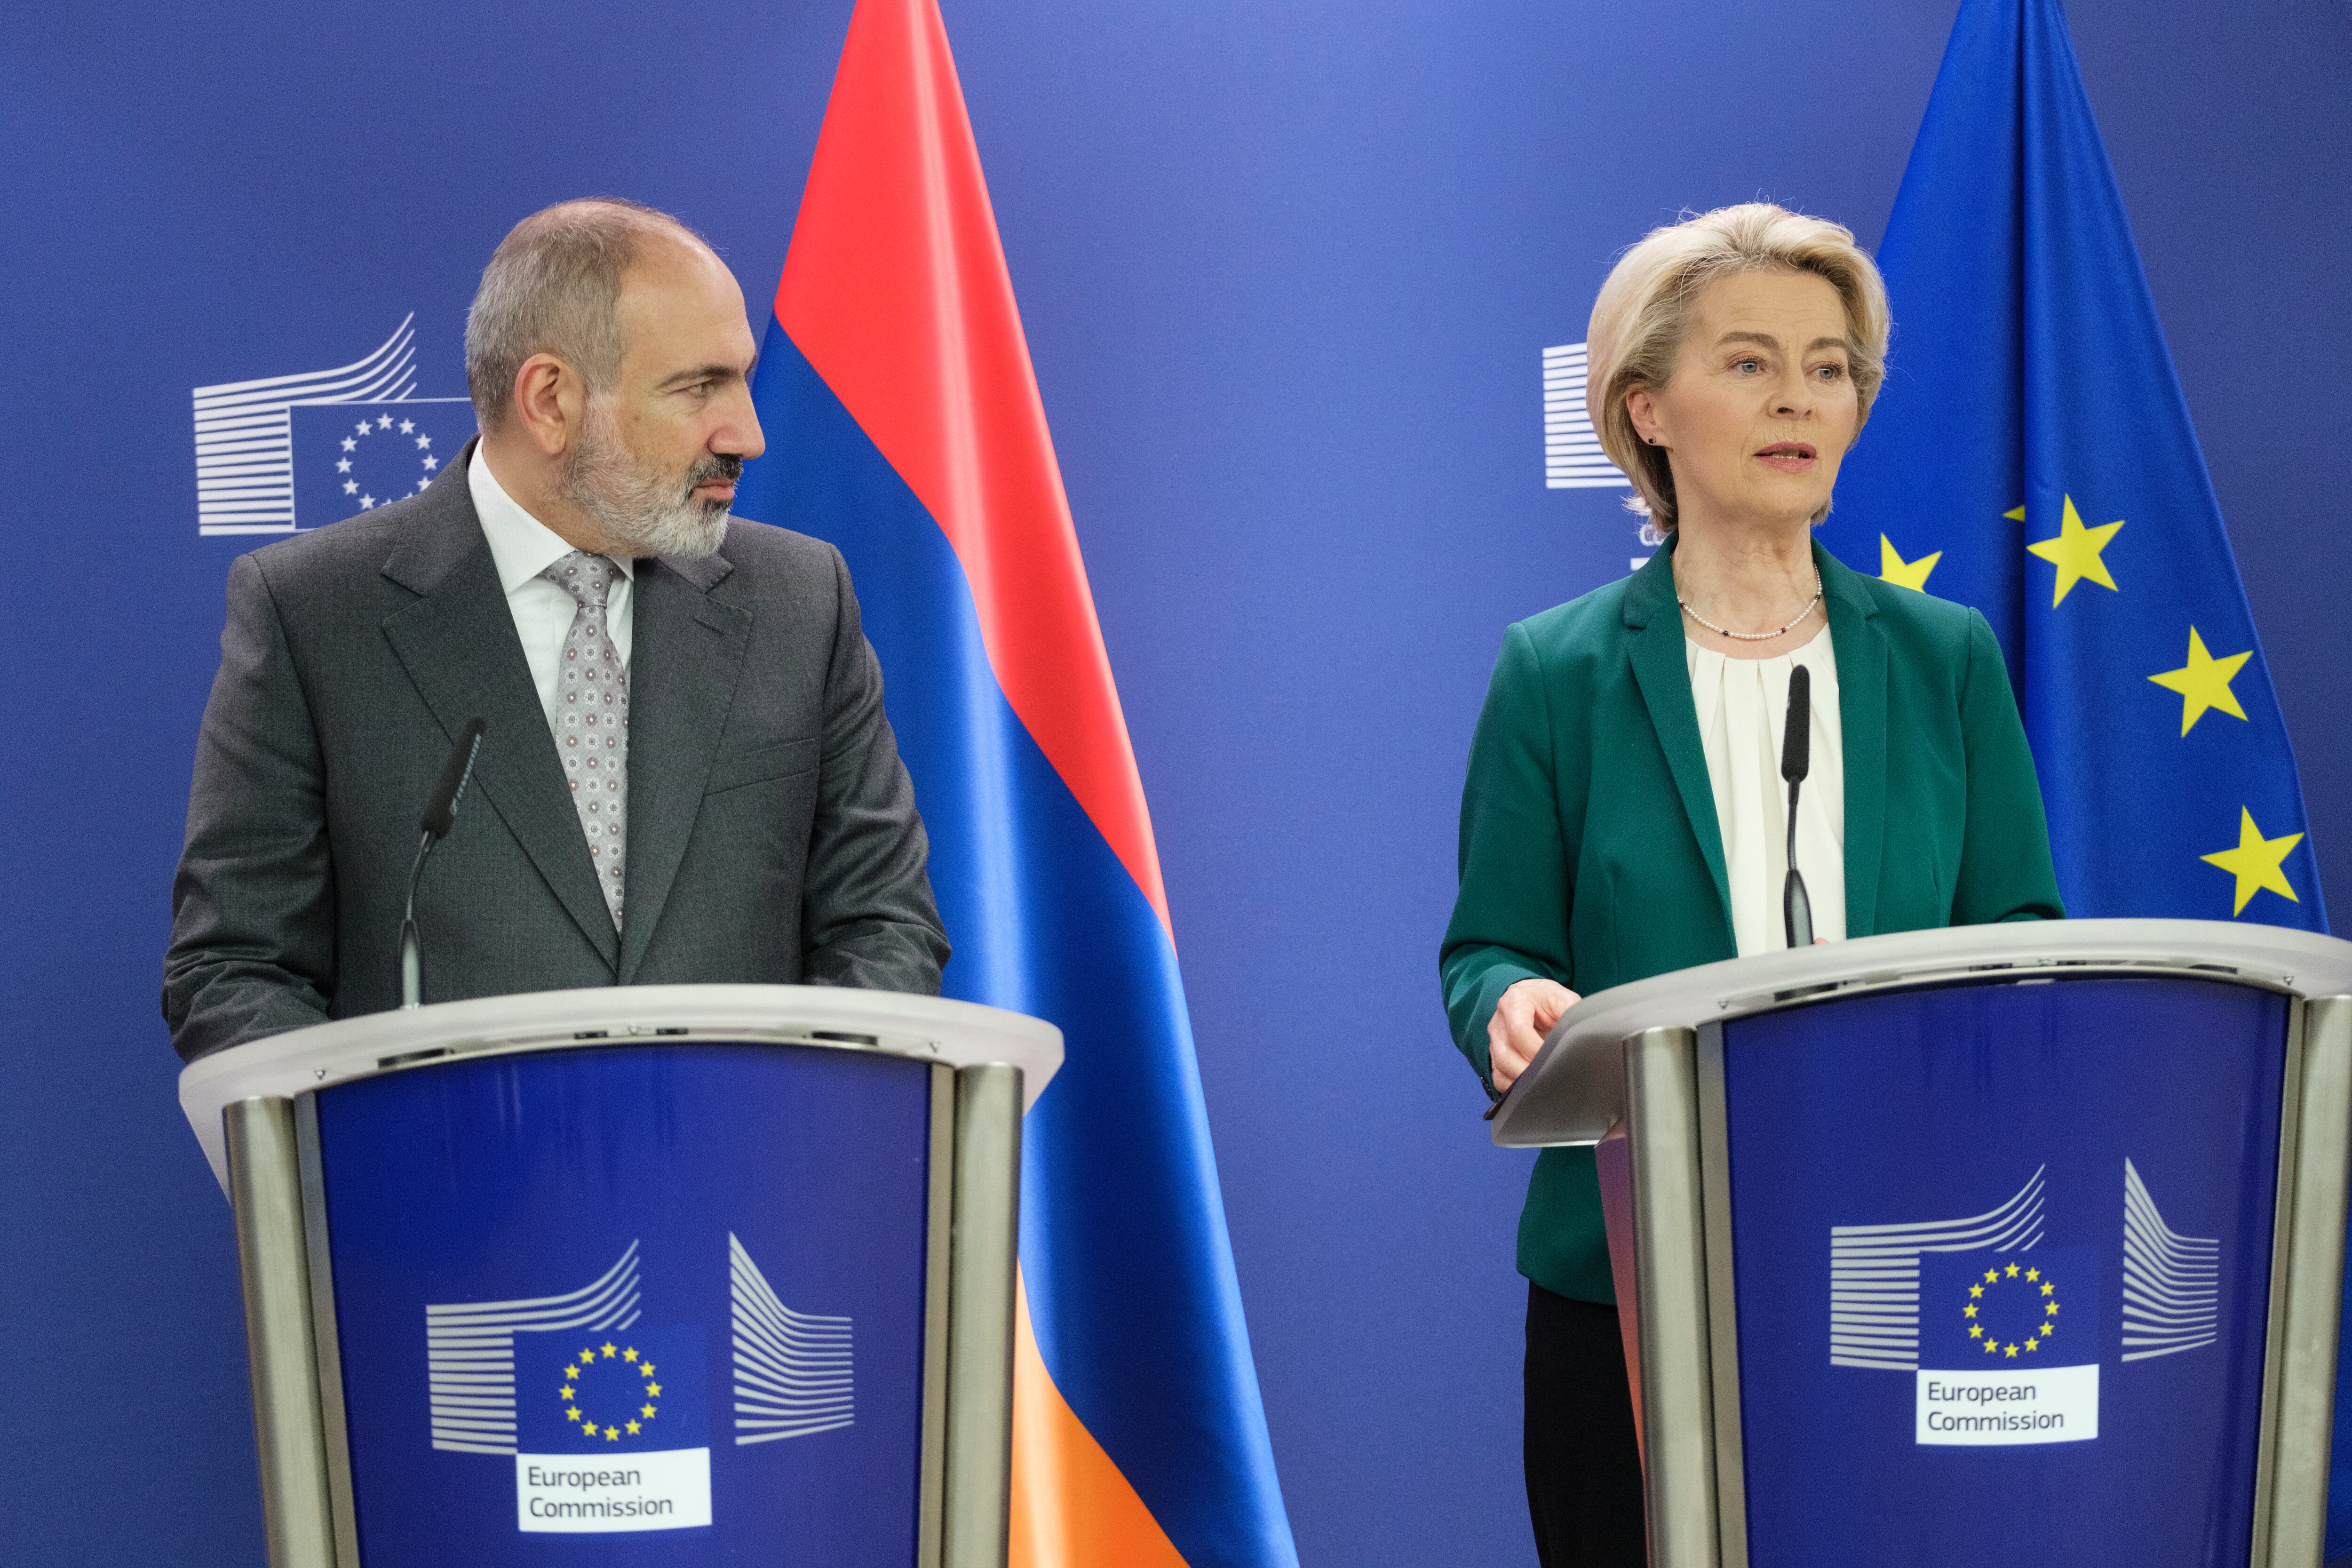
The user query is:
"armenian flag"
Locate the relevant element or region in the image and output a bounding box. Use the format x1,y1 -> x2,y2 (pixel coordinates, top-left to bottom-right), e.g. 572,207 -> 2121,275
731,2 -> 1298,1564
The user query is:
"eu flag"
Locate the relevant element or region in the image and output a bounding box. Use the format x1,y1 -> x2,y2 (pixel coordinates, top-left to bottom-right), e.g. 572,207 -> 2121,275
515,1324 -> 709,1454
1826,0 -> 2326,934
1824,0 -> 2344,1550
289,398 -> 475,529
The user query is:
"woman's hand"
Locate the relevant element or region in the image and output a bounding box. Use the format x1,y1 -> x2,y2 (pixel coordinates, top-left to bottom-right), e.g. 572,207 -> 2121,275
1487,977 -> 1581,1093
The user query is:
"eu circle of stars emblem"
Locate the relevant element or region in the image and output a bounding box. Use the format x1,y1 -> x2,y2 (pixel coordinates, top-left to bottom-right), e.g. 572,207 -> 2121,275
1963,1261 -> 2062,1359
558,1340 -> 663,1443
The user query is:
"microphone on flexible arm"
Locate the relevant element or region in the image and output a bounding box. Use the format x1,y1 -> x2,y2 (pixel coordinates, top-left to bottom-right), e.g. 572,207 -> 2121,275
1781,665 -> 1814,949
399,717 -> 486,1010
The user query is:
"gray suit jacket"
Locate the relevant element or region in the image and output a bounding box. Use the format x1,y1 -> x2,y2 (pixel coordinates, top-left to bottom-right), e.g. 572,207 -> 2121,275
163,445 -> 949,1062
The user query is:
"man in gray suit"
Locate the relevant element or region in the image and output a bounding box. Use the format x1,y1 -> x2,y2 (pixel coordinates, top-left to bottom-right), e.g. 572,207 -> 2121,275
164,198 -> 949,1063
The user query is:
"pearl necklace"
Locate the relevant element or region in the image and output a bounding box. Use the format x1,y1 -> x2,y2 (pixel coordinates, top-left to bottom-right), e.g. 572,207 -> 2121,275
1678,567 -> 1824,642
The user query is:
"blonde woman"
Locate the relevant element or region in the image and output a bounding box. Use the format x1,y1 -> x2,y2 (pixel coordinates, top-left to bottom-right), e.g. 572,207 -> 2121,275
1441,204 -> 2061,1565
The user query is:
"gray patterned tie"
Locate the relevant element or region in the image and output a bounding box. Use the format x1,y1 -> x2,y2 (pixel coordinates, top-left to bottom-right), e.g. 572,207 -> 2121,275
543,551 -> 628,927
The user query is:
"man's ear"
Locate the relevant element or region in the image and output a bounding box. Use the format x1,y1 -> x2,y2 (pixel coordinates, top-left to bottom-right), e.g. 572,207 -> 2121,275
510,353 -> 584,458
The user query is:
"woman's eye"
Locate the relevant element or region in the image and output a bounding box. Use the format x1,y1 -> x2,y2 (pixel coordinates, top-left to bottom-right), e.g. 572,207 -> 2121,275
1734,358 -> 1762,374
1814,363 -> 1846,381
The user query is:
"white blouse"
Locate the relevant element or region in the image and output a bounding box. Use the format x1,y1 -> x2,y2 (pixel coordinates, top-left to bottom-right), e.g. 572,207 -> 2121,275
1685,624 -> 1846,957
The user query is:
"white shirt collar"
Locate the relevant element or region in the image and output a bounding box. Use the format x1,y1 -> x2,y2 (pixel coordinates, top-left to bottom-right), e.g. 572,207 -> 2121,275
468,443 -> 635,594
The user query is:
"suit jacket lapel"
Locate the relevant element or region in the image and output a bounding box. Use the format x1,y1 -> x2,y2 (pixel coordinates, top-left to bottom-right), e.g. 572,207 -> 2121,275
1820,542 -> 1888,937
377,451 -> 621,968
616,549 -> 748,983
1622,541 -> 1735,931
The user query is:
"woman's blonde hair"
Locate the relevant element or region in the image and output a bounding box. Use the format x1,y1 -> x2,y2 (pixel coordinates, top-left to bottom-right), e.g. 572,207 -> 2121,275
1586,202 -> 1890,530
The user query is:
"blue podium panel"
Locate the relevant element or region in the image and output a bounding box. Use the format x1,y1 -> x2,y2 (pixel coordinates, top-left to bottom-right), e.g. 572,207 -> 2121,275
1722,977 -> 2289,1567
312,1042 -> 933,1567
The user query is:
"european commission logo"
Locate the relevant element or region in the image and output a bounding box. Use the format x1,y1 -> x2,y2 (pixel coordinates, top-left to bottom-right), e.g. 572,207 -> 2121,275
190,316 -> 476,537
1541,341 -> 1658,573
1828,1160 -> 2219,1448
422,1235 -> 852,1534
1539,342 -> 1629,492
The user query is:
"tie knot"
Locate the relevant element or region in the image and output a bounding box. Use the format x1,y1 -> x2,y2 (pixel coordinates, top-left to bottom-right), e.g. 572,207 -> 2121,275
544,550 -> 618,609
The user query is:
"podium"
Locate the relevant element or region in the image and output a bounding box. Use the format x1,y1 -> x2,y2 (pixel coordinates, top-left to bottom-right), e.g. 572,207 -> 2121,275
178,985 -> 1062,1568
1491,919 -> 2352,1568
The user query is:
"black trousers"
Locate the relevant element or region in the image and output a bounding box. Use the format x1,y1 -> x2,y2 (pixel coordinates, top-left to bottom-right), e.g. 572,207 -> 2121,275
1524,1282 -> 1646,1568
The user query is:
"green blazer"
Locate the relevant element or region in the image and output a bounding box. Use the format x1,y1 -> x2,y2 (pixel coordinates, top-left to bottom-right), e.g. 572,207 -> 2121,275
1441,537 -> 2063,1304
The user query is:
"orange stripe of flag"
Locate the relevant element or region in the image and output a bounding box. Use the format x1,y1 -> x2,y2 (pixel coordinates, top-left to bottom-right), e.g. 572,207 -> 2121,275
1011,1272 -> 1192,1568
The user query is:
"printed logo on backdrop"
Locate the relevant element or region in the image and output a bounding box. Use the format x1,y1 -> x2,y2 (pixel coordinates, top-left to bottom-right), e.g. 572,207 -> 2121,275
1828,1159 -> 2220,1448
1540,343 -> 1628,493
422,1235 -> 855,1535
1540,341 -> 1655,573
190,316 -> 476,537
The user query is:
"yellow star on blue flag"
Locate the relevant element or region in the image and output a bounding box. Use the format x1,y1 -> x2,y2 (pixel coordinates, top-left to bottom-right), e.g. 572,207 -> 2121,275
2201,808 -> 2303,916
1879,534 -> 1941,592
2149,628 -> 2252,736
2025,495 -> 2123,606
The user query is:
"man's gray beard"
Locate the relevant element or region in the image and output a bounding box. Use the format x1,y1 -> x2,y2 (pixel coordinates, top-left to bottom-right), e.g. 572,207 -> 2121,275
561,401 -> 732,560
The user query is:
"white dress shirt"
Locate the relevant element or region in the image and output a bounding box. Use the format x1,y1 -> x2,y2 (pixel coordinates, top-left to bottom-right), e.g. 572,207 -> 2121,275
1685,623 -> 1847,956
469,445 -> 634,729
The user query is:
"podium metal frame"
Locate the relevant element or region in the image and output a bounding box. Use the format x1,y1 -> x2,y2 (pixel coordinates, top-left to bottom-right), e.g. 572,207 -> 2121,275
183,985 -> 1063,1568
1490,919 -> 2352,1568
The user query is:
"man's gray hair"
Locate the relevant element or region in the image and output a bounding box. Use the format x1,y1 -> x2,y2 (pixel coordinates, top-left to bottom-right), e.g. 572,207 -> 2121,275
464,198 -> 709,431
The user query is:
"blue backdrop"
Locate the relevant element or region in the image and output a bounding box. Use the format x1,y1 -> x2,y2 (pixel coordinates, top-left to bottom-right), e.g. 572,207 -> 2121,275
3,2 -> 2346,1563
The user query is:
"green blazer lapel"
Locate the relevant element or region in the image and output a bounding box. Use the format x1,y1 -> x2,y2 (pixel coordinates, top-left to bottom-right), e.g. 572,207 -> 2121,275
1820,541 -> 1888,936
1623,542 -> 1734,926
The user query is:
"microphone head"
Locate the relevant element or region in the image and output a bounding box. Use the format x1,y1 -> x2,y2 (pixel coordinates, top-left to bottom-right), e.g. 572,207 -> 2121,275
421,717 -> 487,839
1781,665 -> 1812,784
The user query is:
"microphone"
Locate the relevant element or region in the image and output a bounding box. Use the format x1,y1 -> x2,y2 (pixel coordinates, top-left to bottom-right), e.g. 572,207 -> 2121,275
399,717 -> 486,1009
1781,666 -> 1814,949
